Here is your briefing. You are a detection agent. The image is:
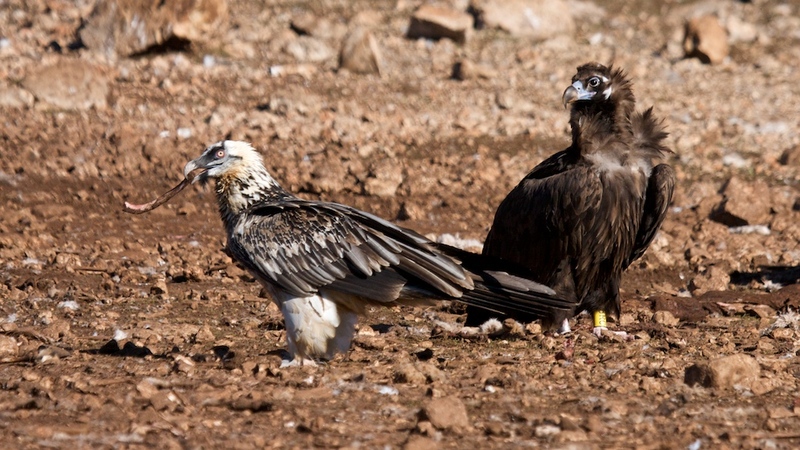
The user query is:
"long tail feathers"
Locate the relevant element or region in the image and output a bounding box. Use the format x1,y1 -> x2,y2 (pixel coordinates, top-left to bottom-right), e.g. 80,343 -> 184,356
433,243 -> 574,321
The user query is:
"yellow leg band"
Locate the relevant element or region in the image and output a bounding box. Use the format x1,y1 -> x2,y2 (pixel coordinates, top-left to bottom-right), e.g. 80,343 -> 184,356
593,311 -> 607,328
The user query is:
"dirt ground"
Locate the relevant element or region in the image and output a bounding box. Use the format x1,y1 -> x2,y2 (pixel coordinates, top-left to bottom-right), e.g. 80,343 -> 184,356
2,0 -> 800,448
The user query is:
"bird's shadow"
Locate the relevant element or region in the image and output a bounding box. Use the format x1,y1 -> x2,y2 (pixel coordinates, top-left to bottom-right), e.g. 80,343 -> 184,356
729,265 -> 800,288
82,339 -> 166,359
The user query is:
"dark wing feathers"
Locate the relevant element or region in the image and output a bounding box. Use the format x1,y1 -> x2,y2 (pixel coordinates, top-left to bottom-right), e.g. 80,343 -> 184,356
229,199 -> 572,319
484,159 -> 603,284
625,163 -> 675,268
229,199 -> 472,301
624,107 -> 674,267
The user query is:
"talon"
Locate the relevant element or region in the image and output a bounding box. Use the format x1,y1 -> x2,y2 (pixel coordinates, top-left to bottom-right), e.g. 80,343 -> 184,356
592,326 -> 607,338
557,318 -> 572,335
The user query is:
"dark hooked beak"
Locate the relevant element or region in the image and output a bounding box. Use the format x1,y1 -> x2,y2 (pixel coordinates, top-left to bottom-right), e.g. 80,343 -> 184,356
183,159 -> 206,184
561,81 -> 595,108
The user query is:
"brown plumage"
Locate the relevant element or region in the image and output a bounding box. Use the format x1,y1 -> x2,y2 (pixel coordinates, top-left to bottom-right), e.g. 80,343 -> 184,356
466,63 -> 675,332
183,141 -> 572,365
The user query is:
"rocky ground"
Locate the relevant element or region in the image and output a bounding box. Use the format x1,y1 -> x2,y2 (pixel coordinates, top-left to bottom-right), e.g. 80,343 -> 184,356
1,0 -> 800,448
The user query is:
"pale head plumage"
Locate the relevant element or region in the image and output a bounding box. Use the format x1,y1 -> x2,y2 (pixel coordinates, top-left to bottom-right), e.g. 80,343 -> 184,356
184,140 -> 286,221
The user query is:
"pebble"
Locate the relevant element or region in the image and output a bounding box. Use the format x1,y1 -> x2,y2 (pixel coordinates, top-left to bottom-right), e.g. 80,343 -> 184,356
403,435 -> 440,450
339,26 -> 382,75
363,159 -> 404,197
421,396 -> 470,434
0,82 -> 34,108
284,36 -> 335,62
452,59 -> 497,80
394,363 -> 427,384
0,335 -> 18,359
534,423 -> 561,438
688,266 -> 731,295
652,310 -> 680,327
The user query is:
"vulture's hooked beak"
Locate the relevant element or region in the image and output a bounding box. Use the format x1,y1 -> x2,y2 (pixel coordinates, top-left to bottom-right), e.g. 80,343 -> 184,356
562,81 -> 595,108
183,159 -> 205,184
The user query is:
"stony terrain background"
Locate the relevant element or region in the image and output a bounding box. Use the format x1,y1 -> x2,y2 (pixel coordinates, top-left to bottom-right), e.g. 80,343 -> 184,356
1,0 -> 800,448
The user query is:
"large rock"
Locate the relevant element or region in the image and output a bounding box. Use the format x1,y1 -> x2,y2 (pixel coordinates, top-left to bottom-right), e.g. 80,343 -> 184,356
79,0 -> 228,58
469,0 -> 574,40
339,26 -> 382,75
710,176 -> 771,226
684,15 -> 728,64
22,60 -> 108,110
684,354 -> 761,389
407,5 -> 474,43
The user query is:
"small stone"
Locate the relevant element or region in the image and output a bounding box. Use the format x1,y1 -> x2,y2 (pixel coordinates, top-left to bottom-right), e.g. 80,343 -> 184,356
394,363 -> 427,384
0,335 -> 18,359
525,322 -> 543,335
652,310 -> 680,327
770,328 -> 794,341
452,59 -> 497,81
415,362 -> 445,383
407,5 -> 473,43
284,36 -> 335,62
421,396 -> 470,434
684,15 -> 729,64
307,159 -> 347,194
744,304 -> 775,319
726,16 -> 758,43
178,202 -> 198,215
136,379 -> 159,400
688,266 -> 730,295
779,145 -> 800,166
173,355 -> 196,374
484,422 -> 508,437
750,378 -> 776,396
534,423 -> 561,438
767,406 -> 794,419
684,353 -> 760,389
150,277 -> 169,296
415,420 -> 437,437
194,325 -> 215,343
150,390 -> 180,412
397,201 -> 424,221
0,82 -> 34,108
291,12 -> 342,39
339,26 -> 382,75
363,159 -> 404,197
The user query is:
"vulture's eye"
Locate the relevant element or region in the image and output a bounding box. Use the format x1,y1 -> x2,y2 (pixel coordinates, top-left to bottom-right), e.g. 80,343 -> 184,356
588,77 -> 601,87
215,149 -> 225,159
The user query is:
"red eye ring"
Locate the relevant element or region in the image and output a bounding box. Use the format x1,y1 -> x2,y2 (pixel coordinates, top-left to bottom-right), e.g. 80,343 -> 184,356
216,149 -> 225,159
